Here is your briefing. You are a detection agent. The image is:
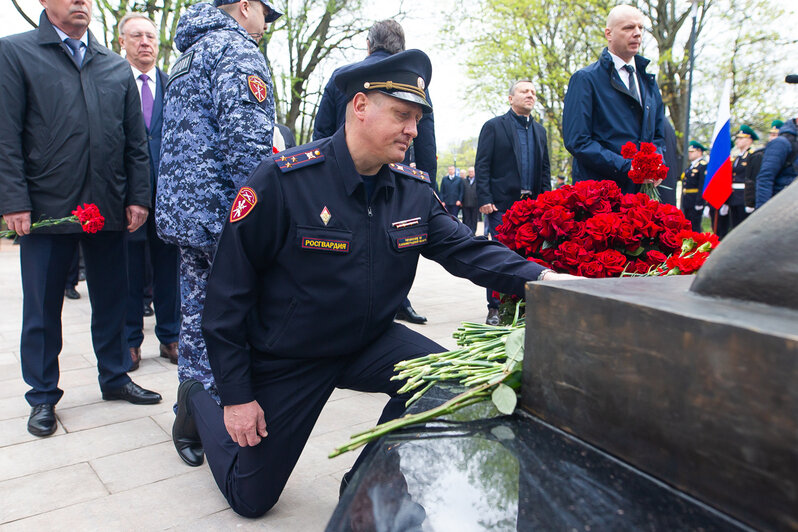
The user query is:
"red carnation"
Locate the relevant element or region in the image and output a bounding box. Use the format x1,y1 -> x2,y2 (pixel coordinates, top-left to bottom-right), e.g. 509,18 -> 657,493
621,142 -> 638,159
71,203 -> 105,234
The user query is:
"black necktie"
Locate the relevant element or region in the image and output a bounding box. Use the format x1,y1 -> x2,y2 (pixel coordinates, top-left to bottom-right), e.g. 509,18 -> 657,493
64,38 -> 83,67
622,64 -> 640,104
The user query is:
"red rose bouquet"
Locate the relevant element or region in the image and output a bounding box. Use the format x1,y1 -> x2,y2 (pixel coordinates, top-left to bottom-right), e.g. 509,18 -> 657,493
495,180 -> 718,279
621,141 -> 669,202
1,203 -> 105,238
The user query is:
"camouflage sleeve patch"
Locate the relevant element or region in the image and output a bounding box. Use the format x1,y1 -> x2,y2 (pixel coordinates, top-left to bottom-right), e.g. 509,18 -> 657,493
276,148 -> 325,173
166,50 -> 194,90
388,162 -> 431,184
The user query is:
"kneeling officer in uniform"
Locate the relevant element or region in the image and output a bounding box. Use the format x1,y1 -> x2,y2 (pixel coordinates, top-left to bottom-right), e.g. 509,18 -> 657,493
171,49 -> 574,517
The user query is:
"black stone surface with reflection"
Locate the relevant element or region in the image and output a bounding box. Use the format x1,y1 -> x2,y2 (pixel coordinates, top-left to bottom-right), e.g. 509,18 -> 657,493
326,384 -> 750,532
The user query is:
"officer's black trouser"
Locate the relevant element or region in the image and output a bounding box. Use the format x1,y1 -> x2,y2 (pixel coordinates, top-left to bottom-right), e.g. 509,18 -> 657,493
191,322 -> 444,518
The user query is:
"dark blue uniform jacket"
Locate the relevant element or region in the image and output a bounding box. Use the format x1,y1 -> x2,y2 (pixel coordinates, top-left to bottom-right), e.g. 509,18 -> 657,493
562,48 -> 666,194
202,129 -> 544,406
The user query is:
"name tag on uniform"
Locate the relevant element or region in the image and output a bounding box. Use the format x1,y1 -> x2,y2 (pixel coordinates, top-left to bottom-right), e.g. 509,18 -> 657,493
396,233 -> 428,249
301,237 -> 350,253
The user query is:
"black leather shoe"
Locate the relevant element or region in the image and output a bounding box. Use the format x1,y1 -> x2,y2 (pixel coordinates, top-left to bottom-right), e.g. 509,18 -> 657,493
64,286 -> 80,300
339,469 -> 354,498
142,303 -> 154,317
102,381 -> 162,404
395,304 -> 427,324
27,404 -> 57,437
173,379 -> 205,467
486,308 -> 500,326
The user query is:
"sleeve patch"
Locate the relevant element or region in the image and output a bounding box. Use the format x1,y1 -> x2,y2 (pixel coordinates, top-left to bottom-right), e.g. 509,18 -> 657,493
388,162 -> 430,183
166,51 -> 193,90
276,149 -> 325,173
230,186 -> 258,222
248,75 -> 268,103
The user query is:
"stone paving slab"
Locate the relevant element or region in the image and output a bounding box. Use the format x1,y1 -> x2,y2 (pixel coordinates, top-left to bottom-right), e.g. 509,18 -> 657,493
0,232 -> 490,529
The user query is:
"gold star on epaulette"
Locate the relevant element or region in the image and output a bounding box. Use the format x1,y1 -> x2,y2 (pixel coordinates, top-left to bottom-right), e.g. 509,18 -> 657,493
286,162 -> 292,168
291,156 -> 297,162
280,156 -> 287,162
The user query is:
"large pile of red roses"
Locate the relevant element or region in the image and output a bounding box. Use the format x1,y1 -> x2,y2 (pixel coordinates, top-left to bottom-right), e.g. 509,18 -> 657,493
495,180 -> 718,278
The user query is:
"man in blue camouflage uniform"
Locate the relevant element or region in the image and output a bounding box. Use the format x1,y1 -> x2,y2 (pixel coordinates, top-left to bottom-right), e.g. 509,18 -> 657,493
156,0 -> 282,433
170,49 -> 577,517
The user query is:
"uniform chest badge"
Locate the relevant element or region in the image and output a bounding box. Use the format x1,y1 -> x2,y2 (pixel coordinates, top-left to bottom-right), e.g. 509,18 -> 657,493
230,187 -> 258,223
248,75 -> 268,103
320,206 -> 331,226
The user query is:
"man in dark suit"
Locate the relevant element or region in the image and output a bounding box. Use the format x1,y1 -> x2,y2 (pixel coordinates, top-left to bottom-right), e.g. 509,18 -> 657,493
475,79 -> 551,325
461,167 -> 480,234
562,5 -> 666,195
0,0 -> 162,437
119,14 -> 181,370
439,166 -> 464,218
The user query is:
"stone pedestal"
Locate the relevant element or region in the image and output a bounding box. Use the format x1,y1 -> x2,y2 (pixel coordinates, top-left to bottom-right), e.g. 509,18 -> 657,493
523,276 -> 798,531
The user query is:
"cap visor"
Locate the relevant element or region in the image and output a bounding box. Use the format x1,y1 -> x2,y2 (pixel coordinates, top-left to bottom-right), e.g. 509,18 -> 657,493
379,90 -> 433,114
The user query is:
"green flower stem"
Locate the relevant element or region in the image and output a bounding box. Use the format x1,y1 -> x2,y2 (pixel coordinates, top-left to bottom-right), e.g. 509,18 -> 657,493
329,381 -> 499,458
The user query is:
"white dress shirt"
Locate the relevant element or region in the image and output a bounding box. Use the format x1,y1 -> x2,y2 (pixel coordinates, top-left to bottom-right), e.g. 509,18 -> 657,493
52,25 -> 88,64
608,50 -> 641,94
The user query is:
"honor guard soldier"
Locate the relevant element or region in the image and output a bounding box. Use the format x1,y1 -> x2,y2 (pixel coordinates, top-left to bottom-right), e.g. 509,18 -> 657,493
680,140 -> 708,232
169,49 -> 576,518
156,0 -> 281,429
714,125 -> 763,238
768,119 -> 784,142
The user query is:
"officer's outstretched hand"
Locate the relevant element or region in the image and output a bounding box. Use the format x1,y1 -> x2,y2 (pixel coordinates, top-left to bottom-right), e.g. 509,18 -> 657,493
224,400 -> 268,447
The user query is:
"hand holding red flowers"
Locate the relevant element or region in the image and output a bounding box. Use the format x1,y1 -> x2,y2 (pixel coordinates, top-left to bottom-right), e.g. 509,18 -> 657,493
622,141 -> 669,202
1,203 -> 105,238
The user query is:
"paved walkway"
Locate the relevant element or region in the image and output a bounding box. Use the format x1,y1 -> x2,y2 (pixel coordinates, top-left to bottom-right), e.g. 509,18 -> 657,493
0,232 -> 489,530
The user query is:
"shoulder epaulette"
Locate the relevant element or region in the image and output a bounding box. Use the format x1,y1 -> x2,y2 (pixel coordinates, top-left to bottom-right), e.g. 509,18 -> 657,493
388,162 -> 430,183
275,147 -> 325,173
699,160 -> 708,165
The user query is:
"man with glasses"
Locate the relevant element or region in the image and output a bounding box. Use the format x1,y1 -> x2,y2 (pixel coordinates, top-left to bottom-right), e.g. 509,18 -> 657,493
118,14 -> 180,372
157,0 -> 281,467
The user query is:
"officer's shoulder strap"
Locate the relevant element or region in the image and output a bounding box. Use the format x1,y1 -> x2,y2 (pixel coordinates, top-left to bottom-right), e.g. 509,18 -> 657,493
388,162 -> 430,184
274,146 -> 325,173
699,159 -> 708,166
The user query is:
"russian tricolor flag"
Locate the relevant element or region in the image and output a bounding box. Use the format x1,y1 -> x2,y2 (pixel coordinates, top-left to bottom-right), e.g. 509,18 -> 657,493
702,80 -> 732,208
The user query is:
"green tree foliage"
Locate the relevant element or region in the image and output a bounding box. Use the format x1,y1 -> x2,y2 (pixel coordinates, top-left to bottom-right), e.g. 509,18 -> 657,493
263,0 -> 405,144
687,0 -> 798,146
442,0 -> 613,177
635,0 -> 713,162
93,0 -> 200,71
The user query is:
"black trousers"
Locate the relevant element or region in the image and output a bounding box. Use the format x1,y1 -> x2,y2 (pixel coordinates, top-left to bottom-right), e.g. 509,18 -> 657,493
125,218 -> 180,348
191,322 -> 443,518
19,231 -> 131,405
681,194 -> 703,232
461,206 -> 479,234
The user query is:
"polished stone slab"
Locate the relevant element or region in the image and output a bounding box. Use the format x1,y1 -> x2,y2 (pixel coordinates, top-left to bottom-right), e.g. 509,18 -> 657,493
327,385 -> 750,531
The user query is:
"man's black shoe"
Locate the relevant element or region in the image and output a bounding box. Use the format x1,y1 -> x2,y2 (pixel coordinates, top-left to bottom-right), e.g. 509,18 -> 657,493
173,379 -> 205,467
395,304 -> 427,324
27,404 -> 57,437
142,303 -> 154,317
486,308 -> 500,326
64,286 -> 80,300
102,381 -> 162,404
339,469 -> 355,498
